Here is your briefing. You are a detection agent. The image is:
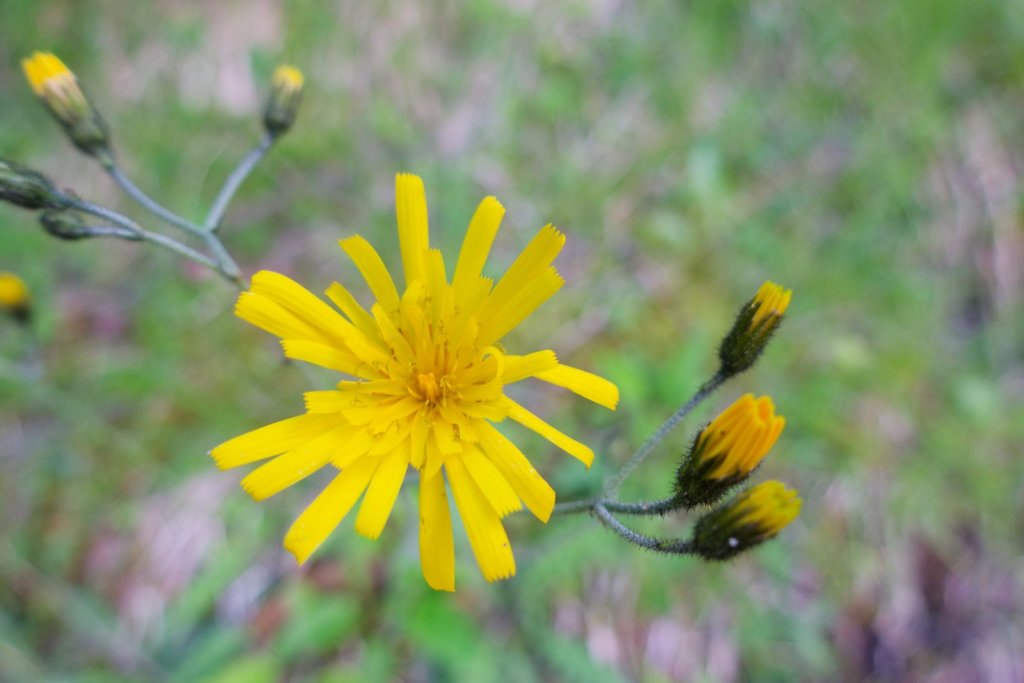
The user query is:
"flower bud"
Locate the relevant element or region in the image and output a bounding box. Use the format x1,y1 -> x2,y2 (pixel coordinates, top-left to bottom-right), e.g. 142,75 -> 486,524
691,481 -> 800,561
22,52 -> 111,159
718,281 -> 791,377
40,209 -> 92,240
674,394 -> 785,508
263,65 -> 304,137
0,159 -> 62,210
0,272 -> 32,324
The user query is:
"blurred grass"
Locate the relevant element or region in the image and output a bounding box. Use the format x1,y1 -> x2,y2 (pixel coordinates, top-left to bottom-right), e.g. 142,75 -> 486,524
2,1 -> 1024,681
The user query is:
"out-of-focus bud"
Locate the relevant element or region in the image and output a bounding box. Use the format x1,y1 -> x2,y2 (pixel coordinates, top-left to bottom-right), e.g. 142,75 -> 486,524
718,281 -> 791,377
22,51 -> 112,160
40,209 -> 92,240
263,65 -> 304,137
0,159 -> 63,210
674,394 -> 785,508
691,481 -> 800,561
0,272 -> 32,324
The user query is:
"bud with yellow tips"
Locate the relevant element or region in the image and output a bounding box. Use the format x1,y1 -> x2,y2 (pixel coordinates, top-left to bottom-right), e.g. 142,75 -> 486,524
718,281 -> 792,377
22,51 -> 111,159
690,481 -> 801,560
263,65 -> 304,137
0,272 -> 32,324
674,394 -> 785,507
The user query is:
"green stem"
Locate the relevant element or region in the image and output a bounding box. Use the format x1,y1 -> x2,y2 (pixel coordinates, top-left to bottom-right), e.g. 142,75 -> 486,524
592,504 -> 694,555
205,134 -> 274,232
602,371 -> 725,496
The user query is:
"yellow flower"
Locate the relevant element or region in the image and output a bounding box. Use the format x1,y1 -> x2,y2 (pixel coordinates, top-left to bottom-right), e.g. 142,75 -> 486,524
0,272 -> 32,324
21,51 -> 109,157
213,174 -> 618,590
674,393 -> 784,506
691,480 -> 801,560
264,65 -> 304,136
718,280 -> 792,376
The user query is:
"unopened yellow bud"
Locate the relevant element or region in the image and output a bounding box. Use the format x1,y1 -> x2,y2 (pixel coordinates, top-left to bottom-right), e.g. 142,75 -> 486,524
22,51 -> 111,159
691,481 -> 800,560
675,394 -> 785,507
718,281 -> 792,376
0,272 -> 32,324
263,65 -> 304,137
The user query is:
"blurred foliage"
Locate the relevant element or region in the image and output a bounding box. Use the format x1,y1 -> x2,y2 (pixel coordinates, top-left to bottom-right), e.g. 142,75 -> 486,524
2,0 -> 1024,681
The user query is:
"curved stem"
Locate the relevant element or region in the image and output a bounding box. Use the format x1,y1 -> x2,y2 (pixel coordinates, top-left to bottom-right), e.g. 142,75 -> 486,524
592,503 -> 694,555
550,497 -> 597,516
205,134 -> 274,232
603,370 -> 725,496
105,163 -> 203,236
104,162 -> 243,282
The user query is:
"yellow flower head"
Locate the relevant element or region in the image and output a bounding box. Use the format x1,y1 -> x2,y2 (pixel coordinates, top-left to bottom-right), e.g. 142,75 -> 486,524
718,280 -> 792,376
213,174 -> 618,590
0,272 -> 32,323
691,480 -> 801,560
21,51 -> 109,157
675,394 -> 784,507
264,65 -> 304,136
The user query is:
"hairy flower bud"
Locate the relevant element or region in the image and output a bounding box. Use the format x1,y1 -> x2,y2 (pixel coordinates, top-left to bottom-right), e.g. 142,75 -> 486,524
0,272 -> 32,324
674,394 -> 785,508
22,52 -> 111,159
718,281 -> 791,377
0,159 -> 62,210
263,65 -> 304,137
691,481 -> 800,561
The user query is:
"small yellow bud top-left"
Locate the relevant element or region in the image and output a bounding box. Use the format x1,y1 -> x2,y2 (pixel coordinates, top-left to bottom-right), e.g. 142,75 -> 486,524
21,51 -> 110,158
0,272 -> 32,323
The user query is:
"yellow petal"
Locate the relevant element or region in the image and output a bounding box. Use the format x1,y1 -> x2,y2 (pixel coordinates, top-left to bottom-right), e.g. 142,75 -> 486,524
535,364 -> 619,410
477,267 -> 564,347
281,339 -> 381,379
250,271 -> 353,343
339,236 -> 401,313
240,424 -> 354,500
452,196 -> 504,294
484,224 -> 564,316
462,444 -> 522,518
354,447 -> 410,539
446,458 -> 516,582
283,458 -> 380,565
501,350 -> 559,384
395,173 -> 430,289
210,413 -> 339,469
477,422 -> 555,522
506,399 -> 594,468
325,282 -> 378,337
235,292 -> 328,343
419,471 -> 455,591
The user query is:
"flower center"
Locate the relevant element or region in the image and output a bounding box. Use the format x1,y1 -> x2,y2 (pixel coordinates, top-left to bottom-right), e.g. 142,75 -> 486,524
415,371 -> 442,403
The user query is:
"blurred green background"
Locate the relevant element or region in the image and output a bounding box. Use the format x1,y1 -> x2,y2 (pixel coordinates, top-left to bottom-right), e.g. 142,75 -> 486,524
2,1 -> 1023,681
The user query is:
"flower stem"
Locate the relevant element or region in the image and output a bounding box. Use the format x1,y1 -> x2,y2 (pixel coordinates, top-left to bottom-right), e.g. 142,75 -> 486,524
592,503 -> 693,555
602,370 -> 726,496
103,161 -> 243,282
205,134 -> 274,232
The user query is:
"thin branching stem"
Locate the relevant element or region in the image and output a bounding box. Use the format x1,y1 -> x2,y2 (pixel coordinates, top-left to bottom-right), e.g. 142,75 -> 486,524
205,134 -> 274,232
63,198 -> 234,283
602,370 -> 725,496
103,162 -> 243,282
592,503 -> 694,555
